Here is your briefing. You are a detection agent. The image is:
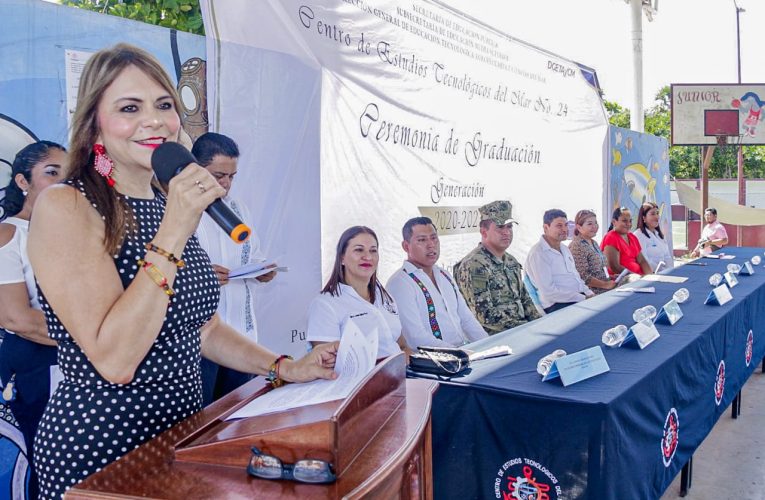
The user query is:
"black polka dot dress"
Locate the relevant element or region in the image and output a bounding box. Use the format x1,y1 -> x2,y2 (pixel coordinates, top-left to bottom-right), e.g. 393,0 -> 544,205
34,180 -> 220,499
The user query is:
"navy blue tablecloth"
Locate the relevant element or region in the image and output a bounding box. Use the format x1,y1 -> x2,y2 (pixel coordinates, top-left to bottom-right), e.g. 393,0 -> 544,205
417,248 -> 765,500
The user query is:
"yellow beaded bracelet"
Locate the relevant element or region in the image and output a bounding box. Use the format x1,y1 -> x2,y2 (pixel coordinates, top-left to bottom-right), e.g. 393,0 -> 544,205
137,258 -> 175,296
145,242 -> 185,268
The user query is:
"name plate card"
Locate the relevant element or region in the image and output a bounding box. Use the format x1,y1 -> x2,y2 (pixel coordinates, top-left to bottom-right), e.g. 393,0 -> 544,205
740,261 -> 755,275
624,320 -> 661,349
655,299 -> 683,325
705,284 -> 733,306
542,346 -> 610,386
724,271 -> 739,288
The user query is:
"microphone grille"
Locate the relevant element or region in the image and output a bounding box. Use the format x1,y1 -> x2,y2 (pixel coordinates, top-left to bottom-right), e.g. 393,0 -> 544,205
151,142 -> 197,183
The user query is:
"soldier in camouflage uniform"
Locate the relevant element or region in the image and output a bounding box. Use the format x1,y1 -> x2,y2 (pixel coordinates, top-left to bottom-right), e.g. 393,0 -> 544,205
455,200 -> 541,335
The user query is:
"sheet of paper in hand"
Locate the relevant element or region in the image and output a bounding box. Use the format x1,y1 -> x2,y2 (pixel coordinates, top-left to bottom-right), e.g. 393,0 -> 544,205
228,261 -> 288,280
226,319 -> 378,420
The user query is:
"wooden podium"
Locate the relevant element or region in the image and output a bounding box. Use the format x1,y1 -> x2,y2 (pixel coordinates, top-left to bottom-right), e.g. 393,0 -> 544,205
66,354 -> 437,499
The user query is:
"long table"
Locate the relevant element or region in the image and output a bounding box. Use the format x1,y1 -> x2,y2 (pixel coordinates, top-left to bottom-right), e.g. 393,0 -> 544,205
417,247 -> 765,500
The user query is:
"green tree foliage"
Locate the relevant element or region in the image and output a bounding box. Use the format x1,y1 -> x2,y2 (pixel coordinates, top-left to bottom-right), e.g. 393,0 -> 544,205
60,0 -> 204,35
604,100 -> 630,129
606,85 -> 765,179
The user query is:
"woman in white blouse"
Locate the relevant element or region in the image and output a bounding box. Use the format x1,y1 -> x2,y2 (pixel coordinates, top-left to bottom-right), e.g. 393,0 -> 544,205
0,141 -> 67,498
633,202 -> 674,272
307,226 -> 406,359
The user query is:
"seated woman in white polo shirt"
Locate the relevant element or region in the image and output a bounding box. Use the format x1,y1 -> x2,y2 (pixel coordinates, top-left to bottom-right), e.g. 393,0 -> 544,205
633,202 -> 673,272
307,226 -> 405,359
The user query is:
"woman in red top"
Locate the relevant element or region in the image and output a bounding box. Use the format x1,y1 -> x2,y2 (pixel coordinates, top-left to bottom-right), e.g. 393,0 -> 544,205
601,207 -> 652,276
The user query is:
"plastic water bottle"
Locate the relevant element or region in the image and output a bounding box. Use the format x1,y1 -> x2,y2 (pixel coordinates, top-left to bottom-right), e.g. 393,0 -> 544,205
727,263 -> 741,274
602,325 -> 629,347
632,305 -> 657,323
672,288 -> 690,304
709,273 -> 723,287
751,255 -> 761,266
536,349 -> 567,376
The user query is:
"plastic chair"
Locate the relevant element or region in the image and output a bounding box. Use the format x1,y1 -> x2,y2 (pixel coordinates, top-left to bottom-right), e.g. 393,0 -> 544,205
523,274 -> 545,315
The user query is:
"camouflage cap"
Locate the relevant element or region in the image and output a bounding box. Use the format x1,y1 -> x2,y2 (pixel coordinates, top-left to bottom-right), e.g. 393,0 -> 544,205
479,200 -> 518,226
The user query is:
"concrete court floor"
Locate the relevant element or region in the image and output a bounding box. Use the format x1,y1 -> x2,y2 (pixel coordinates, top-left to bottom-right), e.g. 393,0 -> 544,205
660,368 -> 765,500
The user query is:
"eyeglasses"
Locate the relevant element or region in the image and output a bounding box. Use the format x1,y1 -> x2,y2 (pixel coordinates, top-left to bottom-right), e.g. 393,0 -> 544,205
247,447 -> 337,484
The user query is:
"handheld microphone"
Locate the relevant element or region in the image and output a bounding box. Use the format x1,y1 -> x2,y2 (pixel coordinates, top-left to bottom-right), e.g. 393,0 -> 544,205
151,142 -> 251,244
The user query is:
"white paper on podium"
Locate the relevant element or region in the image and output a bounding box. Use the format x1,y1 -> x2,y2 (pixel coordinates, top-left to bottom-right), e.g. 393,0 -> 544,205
225,319 -> 378,420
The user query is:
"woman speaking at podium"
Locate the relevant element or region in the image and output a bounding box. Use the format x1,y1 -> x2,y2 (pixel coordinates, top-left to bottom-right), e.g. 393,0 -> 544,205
27,44 -> 338,499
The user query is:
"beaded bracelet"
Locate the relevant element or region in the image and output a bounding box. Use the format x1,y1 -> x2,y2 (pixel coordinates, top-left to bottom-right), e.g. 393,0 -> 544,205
267,355 -> 293,388
145,242 -> 185,268
137,258 -> 175,296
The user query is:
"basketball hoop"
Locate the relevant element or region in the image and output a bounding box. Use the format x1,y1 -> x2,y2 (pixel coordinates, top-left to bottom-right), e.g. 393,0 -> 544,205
704,109 -> 739,149
715,134 -> 729,148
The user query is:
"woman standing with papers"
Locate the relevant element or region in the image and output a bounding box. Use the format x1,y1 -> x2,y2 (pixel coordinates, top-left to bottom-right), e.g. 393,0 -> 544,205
307,226 -> 407,360
192,133 -> 279,404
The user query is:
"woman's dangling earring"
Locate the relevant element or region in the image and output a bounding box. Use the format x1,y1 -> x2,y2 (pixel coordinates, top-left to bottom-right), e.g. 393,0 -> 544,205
93,144 -> 115,187
22,190 -> 28,197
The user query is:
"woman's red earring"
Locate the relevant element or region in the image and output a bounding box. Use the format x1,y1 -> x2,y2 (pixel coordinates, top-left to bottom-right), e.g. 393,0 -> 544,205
93,144 -> 115,187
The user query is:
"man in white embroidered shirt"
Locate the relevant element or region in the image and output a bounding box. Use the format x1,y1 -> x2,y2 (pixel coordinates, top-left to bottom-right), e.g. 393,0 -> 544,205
525,209 -> 594,314
386,217 -> 487,349
192,133 -> 278,405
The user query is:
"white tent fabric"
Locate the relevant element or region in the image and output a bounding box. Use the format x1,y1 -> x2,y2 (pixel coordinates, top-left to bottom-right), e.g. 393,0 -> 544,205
676,180 -> 765,226
201,0 -> 609,355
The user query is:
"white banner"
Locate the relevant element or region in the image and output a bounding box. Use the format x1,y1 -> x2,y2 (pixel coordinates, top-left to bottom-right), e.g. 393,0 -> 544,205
202,0 -> 608,356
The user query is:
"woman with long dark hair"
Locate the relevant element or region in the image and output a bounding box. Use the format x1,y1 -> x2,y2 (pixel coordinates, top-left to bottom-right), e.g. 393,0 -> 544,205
633,202 -> 673,272
307,226 -> 405,359
0,140 -> 67,499
601,206 -> 652,277
26,43 -> 338,498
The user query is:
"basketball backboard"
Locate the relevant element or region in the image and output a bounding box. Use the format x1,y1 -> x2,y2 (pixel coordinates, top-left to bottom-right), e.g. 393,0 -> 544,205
671,84 -> 765,146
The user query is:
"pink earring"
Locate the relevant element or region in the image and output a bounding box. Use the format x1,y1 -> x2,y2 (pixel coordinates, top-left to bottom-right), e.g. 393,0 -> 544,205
93,144 -> 115,187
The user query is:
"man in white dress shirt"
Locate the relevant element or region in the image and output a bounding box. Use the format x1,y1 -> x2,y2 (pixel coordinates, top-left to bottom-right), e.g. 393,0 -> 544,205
192,133 -> 277,405
386,217 -> 487,349
525,209 -> 593,313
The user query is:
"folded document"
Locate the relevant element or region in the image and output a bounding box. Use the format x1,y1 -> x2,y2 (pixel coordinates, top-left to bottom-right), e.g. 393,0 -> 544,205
228,262 -> 288,280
